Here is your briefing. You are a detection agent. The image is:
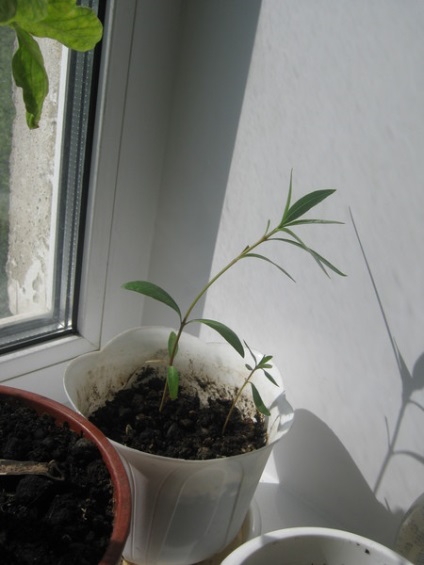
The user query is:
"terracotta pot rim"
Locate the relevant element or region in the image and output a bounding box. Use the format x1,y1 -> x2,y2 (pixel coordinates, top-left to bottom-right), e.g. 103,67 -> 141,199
0,384 -> 132,565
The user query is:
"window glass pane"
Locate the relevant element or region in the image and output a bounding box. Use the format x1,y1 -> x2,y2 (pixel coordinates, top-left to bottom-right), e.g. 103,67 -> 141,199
0,25 -> 15,319
0,1 -> 101,353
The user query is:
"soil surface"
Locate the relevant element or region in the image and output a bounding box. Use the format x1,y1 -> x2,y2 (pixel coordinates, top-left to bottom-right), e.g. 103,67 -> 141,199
89,367 -> 267,460
0,395 -> 114,565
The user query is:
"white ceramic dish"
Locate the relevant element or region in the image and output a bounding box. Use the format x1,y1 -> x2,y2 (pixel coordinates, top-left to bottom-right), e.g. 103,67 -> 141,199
221,526 -> 414,565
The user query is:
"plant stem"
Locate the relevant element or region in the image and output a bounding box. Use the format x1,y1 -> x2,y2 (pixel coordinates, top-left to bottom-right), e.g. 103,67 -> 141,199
222,368 -> 255,434
159,322 -> 188,411
183,225 -> 276,327
160,225 -> 276,411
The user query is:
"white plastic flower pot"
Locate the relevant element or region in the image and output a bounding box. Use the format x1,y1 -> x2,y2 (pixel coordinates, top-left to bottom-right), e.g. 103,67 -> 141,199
221,527 -> 414,565
64,327 -> 293,565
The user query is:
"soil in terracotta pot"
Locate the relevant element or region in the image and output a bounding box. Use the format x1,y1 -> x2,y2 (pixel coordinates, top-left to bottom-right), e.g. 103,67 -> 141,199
89,367 -> 267,460
0,395 -> 114,565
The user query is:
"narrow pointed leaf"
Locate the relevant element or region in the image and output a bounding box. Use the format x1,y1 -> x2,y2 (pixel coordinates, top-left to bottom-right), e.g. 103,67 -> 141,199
280,169 -> 293,224
244,253 -> 295,282
194,319 -> 244,358
259,354 -> 273,366
307,248 -> 346,277
167,365 -> 179,400
282,189 -> 335,226
168,331 -> 178,359
251,383 -> 271,417
287,230 -> 330,277
275,230 -> 346,277
123,281 -> 182,319
264,370 -> 279,387
243,341 -> 256,363
284,219 -> 344,227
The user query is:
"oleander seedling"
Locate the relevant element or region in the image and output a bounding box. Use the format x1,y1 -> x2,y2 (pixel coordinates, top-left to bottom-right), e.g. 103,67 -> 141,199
123,173 -> 345,429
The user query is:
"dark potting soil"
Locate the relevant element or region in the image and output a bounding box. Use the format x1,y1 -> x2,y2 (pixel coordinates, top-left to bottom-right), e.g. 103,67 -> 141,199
89,367 -> 267,460
0,395 -> 114,565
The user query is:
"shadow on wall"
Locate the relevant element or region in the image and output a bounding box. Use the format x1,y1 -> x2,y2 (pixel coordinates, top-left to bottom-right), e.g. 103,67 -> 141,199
268,408 -> 403,548
261,214 -> 424,550
373,341 -> 424,497
350,211 -> 424,496
142,0 -> 263,328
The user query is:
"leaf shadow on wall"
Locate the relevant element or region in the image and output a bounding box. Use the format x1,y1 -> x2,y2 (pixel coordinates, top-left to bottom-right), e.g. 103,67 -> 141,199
350,211 -> 424,497
141,0 -> 263,329
256,212 -> 424,550
257,408 -> 403,548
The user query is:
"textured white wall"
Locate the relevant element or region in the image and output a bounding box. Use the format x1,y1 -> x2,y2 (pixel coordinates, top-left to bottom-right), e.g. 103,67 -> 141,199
197,0 -> 424,545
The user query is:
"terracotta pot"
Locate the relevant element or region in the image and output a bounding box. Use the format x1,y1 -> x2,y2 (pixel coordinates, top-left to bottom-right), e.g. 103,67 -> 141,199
64,326 -> 294,565
0,384 -> 132,565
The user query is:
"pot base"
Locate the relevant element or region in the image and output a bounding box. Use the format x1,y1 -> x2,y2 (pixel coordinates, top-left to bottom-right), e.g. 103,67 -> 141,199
120,502 -> 261,565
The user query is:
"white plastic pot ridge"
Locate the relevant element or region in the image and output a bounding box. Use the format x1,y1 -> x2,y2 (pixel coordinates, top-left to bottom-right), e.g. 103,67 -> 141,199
64,327 -> 294,565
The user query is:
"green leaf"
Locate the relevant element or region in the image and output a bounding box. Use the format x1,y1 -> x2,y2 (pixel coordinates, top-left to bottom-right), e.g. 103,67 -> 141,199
251,383 -> 271,417
283,219 -> 344,227
244,253 -> 295,282
244,341 -> 256,363
306,247 -> 346,277
194,319 -> 245,358
280,169 -> 293,224
259,358 -> 273,369
264,370 -> 279,387
25,1 -> 103,51
168,331 -> 178,359
13,0 -> 48,24
122,281 -> 182,320
12,27 -> 48,129
0,0 -> 17,23
257,353 -> 273,368
279,229 -> 346,277
167,365 -> 179,400
281,189 -> 336,226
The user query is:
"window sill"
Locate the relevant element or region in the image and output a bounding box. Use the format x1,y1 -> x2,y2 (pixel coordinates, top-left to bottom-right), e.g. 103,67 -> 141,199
0,334 -> 96,391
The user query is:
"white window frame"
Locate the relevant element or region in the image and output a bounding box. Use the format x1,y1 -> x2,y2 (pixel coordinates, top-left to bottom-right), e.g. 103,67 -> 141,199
0,0 -> 176,399
0,0 -> 247,403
